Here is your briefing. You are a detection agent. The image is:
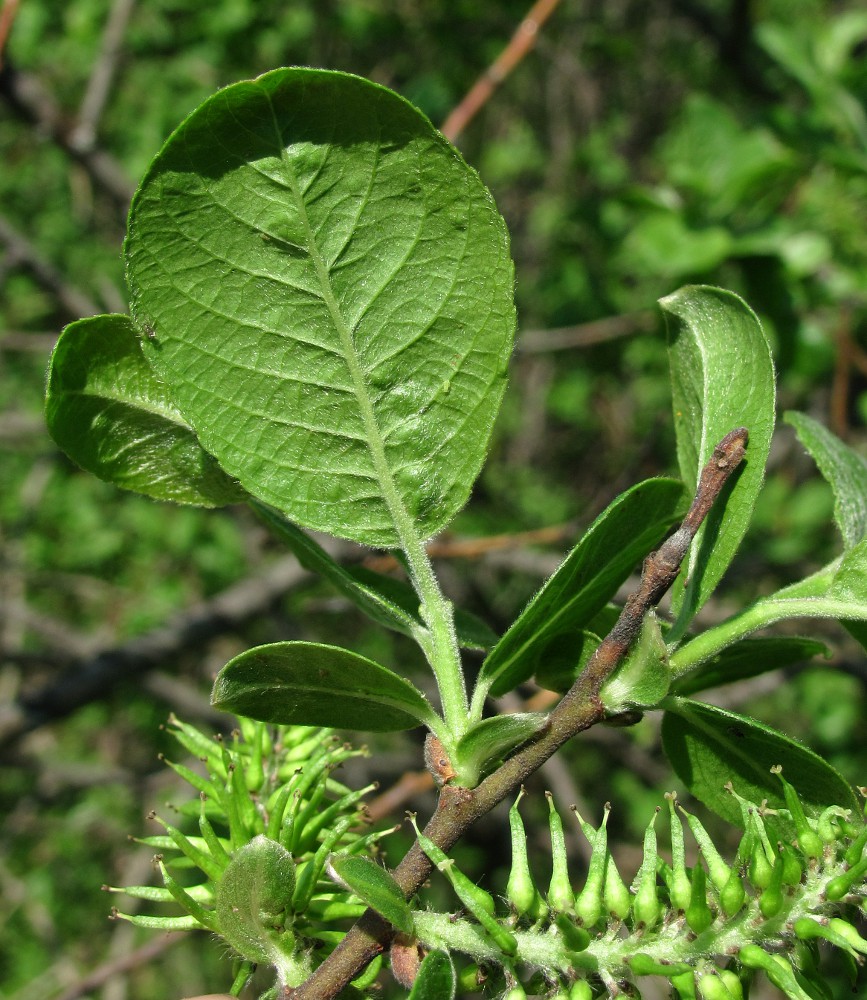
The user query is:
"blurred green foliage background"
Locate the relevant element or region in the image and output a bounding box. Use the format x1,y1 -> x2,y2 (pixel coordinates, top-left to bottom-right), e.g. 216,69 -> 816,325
2,1 -> 867,997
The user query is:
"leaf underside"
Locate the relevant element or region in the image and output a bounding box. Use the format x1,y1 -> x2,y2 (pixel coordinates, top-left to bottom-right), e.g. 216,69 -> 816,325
45,314 -> 244,506
125,68 -> 516,546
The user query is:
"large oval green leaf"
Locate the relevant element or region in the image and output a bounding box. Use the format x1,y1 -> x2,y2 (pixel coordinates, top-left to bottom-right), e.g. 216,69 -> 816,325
125,68 -> 515,546
211,641 -> 438,732
45,314 -> 244,507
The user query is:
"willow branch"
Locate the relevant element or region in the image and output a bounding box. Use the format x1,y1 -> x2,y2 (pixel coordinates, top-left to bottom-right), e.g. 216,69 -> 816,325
440,0 -> 564,141
289,427 -> 749,1000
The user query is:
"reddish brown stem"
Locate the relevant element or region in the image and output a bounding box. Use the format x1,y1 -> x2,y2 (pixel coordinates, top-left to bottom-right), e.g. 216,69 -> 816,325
289,428 -> 749,1000
440,0 -> 563,141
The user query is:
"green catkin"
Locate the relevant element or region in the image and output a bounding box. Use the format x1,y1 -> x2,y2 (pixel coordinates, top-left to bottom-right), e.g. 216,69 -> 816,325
567,981 -> 593,1000
547,793 -> 574,913
681,807 -> 731,891
772,766 -> 824,859
632,809 -> 661,929
685,862 -> 713,933
507,789 -> 545,919
667,794 -> 691,911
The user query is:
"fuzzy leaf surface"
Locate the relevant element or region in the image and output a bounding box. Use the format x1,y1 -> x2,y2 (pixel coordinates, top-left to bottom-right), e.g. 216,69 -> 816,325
327,854 -> 413,934
785,410 -> 867,548
454,713 -> 547,784
662,286 -> 775,631
45,314 -> 244,506
661,697 -> 857,829
125,68 -> 515,546
477,478 -> 686,698
215,835 -> 295,966
211,641 -> 436,731
407,950 -> 456,1000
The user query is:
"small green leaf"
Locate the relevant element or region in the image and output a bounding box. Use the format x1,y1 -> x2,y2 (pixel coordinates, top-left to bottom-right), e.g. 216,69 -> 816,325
661,697 -> 858,830
476,478 -> 686,700
45,314 -> 244,506
662,286 -> 775,635
125,68 -> 515,546
215,835 -> 295,965
408,950 -> 456,1000
211,641 -> 437,732
672,636 -> 828,697
454,713 -> 547,785
601,612 -> 670,712
785,411 -> 867,549
327,854 -> 413,934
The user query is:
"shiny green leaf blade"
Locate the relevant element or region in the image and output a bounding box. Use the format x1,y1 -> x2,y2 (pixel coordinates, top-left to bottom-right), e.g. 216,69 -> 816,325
211,641 -> 437,732
476,478 -> 686,699
661,697 -> 858,829
671,636 -> 829,697
407,950 -> 457,1000
785,410 -> 867,549
454,713 -> 547,785
662,286 -> 775,633
45,314 -> 244,507
125,68 -> 515,546
327,854 -> 414,934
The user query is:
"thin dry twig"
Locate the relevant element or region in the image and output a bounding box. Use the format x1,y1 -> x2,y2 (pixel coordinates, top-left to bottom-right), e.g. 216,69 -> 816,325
0,0 -> 20,68
440,0 -> 564,141
70,0 -> 137,152
289,428 -> 750,1000
53,933 -> 185,1000
0,214 -> 99,318
518,311 -> 657,353
0,61 -> 134,207
0,551 -> 339,750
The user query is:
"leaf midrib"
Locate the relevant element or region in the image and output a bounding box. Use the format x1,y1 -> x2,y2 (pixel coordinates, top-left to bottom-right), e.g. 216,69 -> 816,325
266,92 -> 415,545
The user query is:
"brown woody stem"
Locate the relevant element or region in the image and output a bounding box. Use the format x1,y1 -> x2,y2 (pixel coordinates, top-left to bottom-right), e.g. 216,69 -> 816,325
288,427 -> 748,1000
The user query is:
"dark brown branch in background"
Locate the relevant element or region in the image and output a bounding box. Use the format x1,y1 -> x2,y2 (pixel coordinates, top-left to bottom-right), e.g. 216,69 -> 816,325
53,933 -> 184,1000
70,0 -> 137,152
0,552 -> 333,751
289,428 -> 749,1000
0,214 -> 99,318
0,61 -> 134,208
440,0 -> 564,141
518,310 -> 656,353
